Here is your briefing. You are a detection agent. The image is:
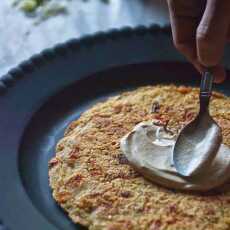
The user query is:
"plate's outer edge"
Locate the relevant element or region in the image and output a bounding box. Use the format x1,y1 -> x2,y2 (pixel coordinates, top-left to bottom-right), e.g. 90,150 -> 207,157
0,25 -> 171,94
0,25 -> 173,230
0,25 -> 229,230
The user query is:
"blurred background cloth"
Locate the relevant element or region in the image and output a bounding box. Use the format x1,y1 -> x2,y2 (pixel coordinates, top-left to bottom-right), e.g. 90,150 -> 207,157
0,0 -> 169,78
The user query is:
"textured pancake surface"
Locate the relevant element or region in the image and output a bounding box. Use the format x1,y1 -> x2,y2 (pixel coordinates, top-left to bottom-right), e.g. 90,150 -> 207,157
49,85 -> 230,230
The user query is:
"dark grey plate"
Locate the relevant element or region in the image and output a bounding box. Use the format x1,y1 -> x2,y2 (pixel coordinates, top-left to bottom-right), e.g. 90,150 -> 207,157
0,25 -> 229,230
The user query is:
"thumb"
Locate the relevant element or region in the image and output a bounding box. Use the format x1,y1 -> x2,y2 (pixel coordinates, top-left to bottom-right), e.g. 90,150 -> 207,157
196,0 -> 230,67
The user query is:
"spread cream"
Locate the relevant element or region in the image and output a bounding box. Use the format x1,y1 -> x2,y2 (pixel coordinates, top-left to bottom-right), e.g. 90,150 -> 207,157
120,121 -> 230,191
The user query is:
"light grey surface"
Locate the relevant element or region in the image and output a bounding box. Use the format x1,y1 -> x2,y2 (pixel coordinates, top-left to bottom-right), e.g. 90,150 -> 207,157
0,0 -> 169,78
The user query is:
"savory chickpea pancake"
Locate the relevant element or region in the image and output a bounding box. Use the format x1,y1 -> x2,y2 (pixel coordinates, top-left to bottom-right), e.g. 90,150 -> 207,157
49,85 -> 230,230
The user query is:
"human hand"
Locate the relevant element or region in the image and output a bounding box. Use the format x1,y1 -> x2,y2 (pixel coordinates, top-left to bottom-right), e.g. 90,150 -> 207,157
167,0 -> 230,83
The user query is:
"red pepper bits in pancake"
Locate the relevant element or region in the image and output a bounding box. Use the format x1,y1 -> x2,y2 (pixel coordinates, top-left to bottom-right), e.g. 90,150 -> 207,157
49,85 -> 230,230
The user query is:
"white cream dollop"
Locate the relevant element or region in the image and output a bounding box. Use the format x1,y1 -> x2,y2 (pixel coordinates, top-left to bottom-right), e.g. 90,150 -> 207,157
120,121 -> 230,191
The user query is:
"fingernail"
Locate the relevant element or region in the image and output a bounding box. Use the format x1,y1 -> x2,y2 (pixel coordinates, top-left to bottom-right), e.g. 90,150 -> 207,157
192,61 -> 205,74
211,66 -> 226,83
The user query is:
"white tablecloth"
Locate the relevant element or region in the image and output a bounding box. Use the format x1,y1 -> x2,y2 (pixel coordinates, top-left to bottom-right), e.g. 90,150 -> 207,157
0,0 -> 169,78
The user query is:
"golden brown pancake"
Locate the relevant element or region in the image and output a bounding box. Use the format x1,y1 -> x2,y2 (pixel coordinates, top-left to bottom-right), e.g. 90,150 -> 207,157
49,85 -> 230,230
